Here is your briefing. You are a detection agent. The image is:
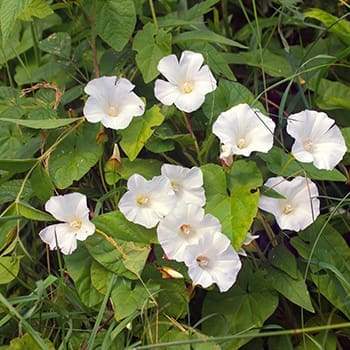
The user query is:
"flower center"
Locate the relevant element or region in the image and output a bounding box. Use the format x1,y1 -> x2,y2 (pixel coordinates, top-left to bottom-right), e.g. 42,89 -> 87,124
171,180 -> 179,192
179,224 -> 191,235
237,138 -> 246,149
136,195 -> 149,206
108,106 -> 118,117
182,81 -> 194,94
196,255 -> 209,267
303,139 -> 313,151
70,219 -> 82,230
283,204 -> 293,214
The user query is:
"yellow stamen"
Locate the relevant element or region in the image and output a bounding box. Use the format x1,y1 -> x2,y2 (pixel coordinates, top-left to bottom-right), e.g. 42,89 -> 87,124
303,139 -> 313,151
179,224 -> 191,235
196,255 -> 209,267
70,219 -> 82,230
108,106 -> 118,117
171,180 -> 179,192
182,81 -> 193,94
237,138 -> 246,149
283,204 -> 293,214
136,196 -> 149,206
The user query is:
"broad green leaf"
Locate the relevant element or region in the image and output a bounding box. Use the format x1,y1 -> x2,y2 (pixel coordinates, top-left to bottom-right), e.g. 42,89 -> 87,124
267,266 -> 314,312
39,32 -> 71,58
259,147 -> 347,182
268,335 -> 293,350
173,30 -> 246,49
202,266 -> 278,350
295,331 -> 337,350
64,244 -> 104,307
269,244 -> 297,279
0,159 -> 36,173
17,0 -> 53,21
17,201 -> 53,221
30,165 -> 54,202
95,0 -> 136,52
133,23 -> 172,83
202,161 -> 262,250
90,260 -> 114,295
119,106 -> 165,161
49,123 -> 102,189
8,333 -> 55,350
291,219 -> 350,318
304,8 -> 350,45
93,210 -> 157,244
184,0 -> 220,20
343,127 -> 350,151
0,255 -> 22,284
0,180 -> 32,205
0,117 -> 81,129
110,278 -> 156,320
0,123 -> 28,160
202,80 -> 265,123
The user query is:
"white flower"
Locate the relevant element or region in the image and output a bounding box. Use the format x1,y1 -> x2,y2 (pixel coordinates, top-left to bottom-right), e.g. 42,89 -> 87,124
154,50 -> 217,113
39,193 -> 95,255
219,144 -> 233,167
118,174 -> 176,228
83,76 -> 145,130
286,110 -> 346,170
212,103 -> 276,157
238,232 -> 260,256
161,164 -> 206,207
184,231 -> 242,292
258,176 -> 320,231
157,204 -> 221,262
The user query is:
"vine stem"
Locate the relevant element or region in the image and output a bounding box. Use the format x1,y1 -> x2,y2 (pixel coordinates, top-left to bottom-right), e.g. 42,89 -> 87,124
149,0 -> 158,30
182,112 -> 202,165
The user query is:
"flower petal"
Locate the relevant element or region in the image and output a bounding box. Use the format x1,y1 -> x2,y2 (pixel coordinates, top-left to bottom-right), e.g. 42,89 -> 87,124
157,54 -> 180,84
84,76 -> 116,98
174,90 -> 205,113
154,80 -> 180,106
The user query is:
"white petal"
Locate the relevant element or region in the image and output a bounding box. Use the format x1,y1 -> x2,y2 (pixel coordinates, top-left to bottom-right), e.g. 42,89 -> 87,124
83,96 -> 107,123
174,90 -> 205,113
84,76 -> 116,97
75,219 -> 95,241
157,54 -> 181,84
188,264 -> 214,288
54,223 -> 78,255
154,80 -> 180,106
180,51 -> 204,77
193,65 -> 217,94
39,224 -> 59,250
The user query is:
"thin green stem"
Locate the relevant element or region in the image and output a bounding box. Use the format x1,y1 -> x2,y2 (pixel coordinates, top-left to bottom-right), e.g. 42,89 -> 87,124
149,0 -> 158,30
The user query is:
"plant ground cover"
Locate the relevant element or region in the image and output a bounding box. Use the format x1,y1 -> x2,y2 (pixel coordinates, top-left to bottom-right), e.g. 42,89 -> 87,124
0,0 -> 350,349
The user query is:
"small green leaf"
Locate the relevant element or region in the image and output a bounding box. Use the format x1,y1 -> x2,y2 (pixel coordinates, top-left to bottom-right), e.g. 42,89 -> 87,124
259,147 -> 347,181
8,332 -> 55,350
30,165 -> 54,202
0,117 -> 81,129
39,32 -> 71,58
269,244 -> 297,279
133,23 -> 172,83
17,201 -> 53,221
0,255 -> 22,284
95,0 -> 136,52
17,0 -> 53,21
0,159 -> 36,173
120,106 -> 165,161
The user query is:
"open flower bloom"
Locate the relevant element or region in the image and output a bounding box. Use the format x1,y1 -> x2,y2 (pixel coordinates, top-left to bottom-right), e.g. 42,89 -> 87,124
184,231 -> 242,292
259,176 -> 320,231
39,193 -> 95,255
157,204 -> 221,262
212,103 -> 276,157
154,50 -> 217,113
161,164 -> 206,207
118,174 -> 176,228
83,76 -> 145,130
286,110 -> 346,170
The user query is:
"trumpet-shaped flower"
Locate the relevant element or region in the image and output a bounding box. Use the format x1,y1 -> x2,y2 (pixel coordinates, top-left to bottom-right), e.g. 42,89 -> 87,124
39,193 -> 95,255
259,176 -> 320,231
286,110 -> 346,170
212,103 -> 276,157
154,51 -> 217,113
183,231 -> 242,292
157,204 -> 221,262
83,76 -> 145,130
161,164 -> 206,207
118,174 -> 176,228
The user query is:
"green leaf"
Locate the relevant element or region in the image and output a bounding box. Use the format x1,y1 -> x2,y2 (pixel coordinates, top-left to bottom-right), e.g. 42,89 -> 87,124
201,161 -> 262,250
30,165 -> 54,202
119,106 -> 165,161
202,80 -> 265,123
173,30 -> 247,49
64,244 -> 104,307
0,255 -> 22,284
0,180 -> 32,206
259,147 -> 347,182
0,117 -> 81,129
304,8 -> 350,45
343,127 -> 350,151
17,0 -> 53,21
0,159 -> 36,173
8,333 -> 55,350
17,201 -> 53,221
267,266 -> 314,312
269,244 -> 297,279
95,0 -> 136,52
202,266 -> 278,349
49,123 -> 102,189
90,260 -> 114,295
39,32 -> 71,58
184,0 -> 220,20
133,23 -> 172,83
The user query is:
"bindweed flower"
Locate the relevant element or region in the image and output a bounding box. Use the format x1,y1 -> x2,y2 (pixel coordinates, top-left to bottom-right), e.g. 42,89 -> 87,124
258,176 -> 320,231
219,144 -> 234,167
154,50 -> 217,113
161,164 -> 206,207
157,204 -> 221,262
238,232 -> 260,256
286,110 -> 346,170
212,103 -> 276,157
39,193 -> 95,255
184,231 -> 242,293
118,174 -> 176,228
83,76 -> 145,130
